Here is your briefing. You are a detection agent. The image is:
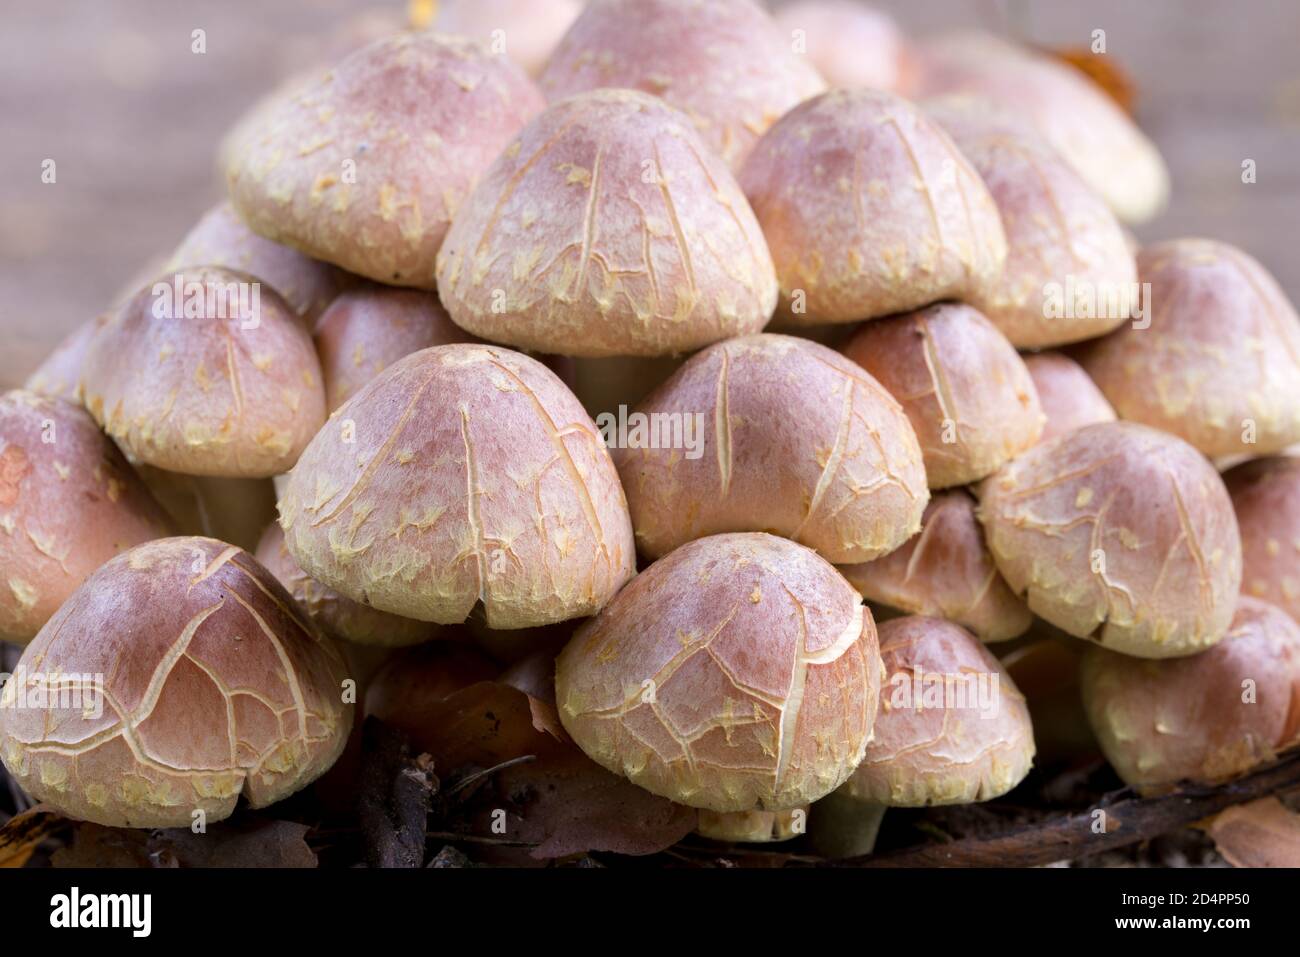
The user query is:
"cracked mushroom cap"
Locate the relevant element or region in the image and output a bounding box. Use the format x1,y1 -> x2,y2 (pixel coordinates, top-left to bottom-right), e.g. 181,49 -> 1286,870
224,33 -> 545,288
913,32 -> 1170,224
1078,239 -> 1300,458
0,537 -> 353,828
979,421 -> 1242,659
842,303 -> 1043,488
428,0 -> 581,76
925,97 -> 1137,348
612,333 -> 928,563
0,391 -> 173,644
1224,456 -> 1300,624
279,343 -> 635,630
539,0 -> 826,172
843,616 -> 1035,806
435,88 -> 777,358
1081,597 -> 1300,792
772,1 -> 908,92
555,532 -> 881,812
1023,351 -> 1116,443
839,489 -> 1032,644
80,266 -> 327,478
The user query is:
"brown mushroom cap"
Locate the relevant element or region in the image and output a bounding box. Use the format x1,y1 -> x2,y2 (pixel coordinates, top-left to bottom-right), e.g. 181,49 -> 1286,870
0,391 -> 173,644
1081,597 -> 1300,792
925,97 -> 1137,348
843,616 -> 1035,805
0,537 -> 353,827
1224,456 -> 1300,624
555,532 -> 881,812
1022,351 -> 1116,443
913,32 -> 1169,224
224,33 -> 545,287
1078,239 -> 1300,457
80,266 -> 327,478
772,1 -> 907,91
429,0 -> 581,76
435,88 -> 777,358
979,421 -> 1243,658
23,315 -> 108,401
839,489 -> 1032,643
613,333 -> 927,563
279,343 -> 635,629
740,89 -> 1005,326
256,522 -> 439,647
842,303 -> 1043,488
539,0 -> 826,171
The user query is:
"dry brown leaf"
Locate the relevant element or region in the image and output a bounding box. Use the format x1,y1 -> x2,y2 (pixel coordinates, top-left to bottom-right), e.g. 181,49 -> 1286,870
0,805 -> 65,868
1207,797 -> 1300,867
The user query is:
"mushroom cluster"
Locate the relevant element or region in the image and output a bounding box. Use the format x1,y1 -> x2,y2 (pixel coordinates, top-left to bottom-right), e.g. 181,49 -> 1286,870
4,0 -> 1299,867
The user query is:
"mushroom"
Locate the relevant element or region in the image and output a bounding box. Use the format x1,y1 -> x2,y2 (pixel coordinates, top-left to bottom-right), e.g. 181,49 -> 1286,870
427,0 -> 581,76
1081,597 -> 1300,793
772,1 -> 908,91
0,391 -> 173,644
279,344 -> 635,629
696,805 -> 808,844
80,266 -> 327,478
1223,456 -> 1300,624
1078,239 -> 1300,457
555,532 -> 882,812
740,90 -> 1006,326
979,421 -> 1242,658
224,33 -> 545,287
435,89 -> 777,358
539,0 -> 826,171
22,315 -> 108,401
613,334 -> 928,563
912,31 -> 1169,223
1022,351 -> 1116,443
999,628 -> 1099,768
924,97 -> 1137,348
811,616 -> 1034,857
0,536 -> 353,827
839,489 -> 1032,643
842,303 -> 1043,488
134,467 -> 277,554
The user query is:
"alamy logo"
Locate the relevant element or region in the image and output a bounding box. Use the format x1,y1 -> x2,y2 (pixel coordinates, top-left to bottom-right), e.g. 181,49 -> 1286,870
50,888 -> 151,937
0,668 -> 104,719
887,666 -> 1002,719
595,405 -> 706,460
151,273 -> 261,329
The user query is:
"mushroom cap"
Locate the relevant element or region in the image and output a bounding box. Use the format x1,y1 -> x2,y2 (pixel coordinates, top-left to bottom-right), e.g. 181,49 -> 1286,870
1224,456 -> 1300,624
772,1 -> 907,91
979,421 -> 1242,658
429,0 -> 581,76
435,88 -> 777,358
613,333 -> 928,563
0,391 -> 173,644
224,33 -> 545,287
840,489 -> 1032,644
539,0 -> 826,171
842,303 -> 1043,488
1081,597 -> 1300,792
739,89 -> 1006,325
0,537 -> 353,827
23,315 -> 108,401
279,343 -> 635,629
913,31 -> 1169,223
555,532 -> 881,812
925,97 -> 1137,348
843,616 -> 1034,806
1022,351 -> 1116,443
256,522 -> 439,647
1078,239 -> 1300,457
80,266 -> 327,478
166,201 -> 351,327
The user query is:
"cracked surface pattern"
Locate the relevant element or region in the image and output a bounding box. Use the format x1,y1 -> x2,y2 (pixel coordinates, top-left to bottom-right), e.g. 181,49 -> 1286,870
772,1 -> 905,92
279,344 -> 635,629
739,88 -> 1006,326
845,616 -> 1034,806
555,533 -> 880,812
1224,456 -> 1300,626
979,421 -> 1242,658
81,266 -> 326,479
0,536 -> 353,828
1078,239 -> 1300,457
1082,597 -> 1300,793
0,391 -> 173,644
614,334 -> 927,563
225,33 -> 545,288
843,303 -> 1043,489
1023,352 -> 1116,444
539,0 -> 826,172
840,490 -> 1031,644
436,88 -> 777,358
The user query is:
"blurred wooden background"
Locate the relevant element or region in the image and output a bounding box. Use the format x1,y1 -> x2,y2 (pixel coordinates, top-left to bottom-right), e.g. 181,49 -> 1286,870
3,0 -> 1298,387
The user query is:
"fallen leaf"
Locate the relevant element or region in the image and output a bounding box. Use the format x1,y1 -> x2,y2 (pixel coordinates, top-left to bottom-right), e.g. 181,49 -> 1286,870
1208,797 -> 1300,867
0,805 -> 65,868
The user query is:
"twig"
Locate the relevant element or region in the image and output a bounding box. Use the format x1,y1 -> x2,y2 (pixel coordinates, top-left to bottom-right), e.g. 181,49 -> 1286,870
444,754 -> 537,797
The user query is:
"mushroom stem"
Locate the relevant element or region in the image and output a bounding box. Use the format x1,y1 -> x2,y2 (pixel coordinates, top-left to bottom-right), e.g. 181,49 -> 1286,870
809,790 -> 888,859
